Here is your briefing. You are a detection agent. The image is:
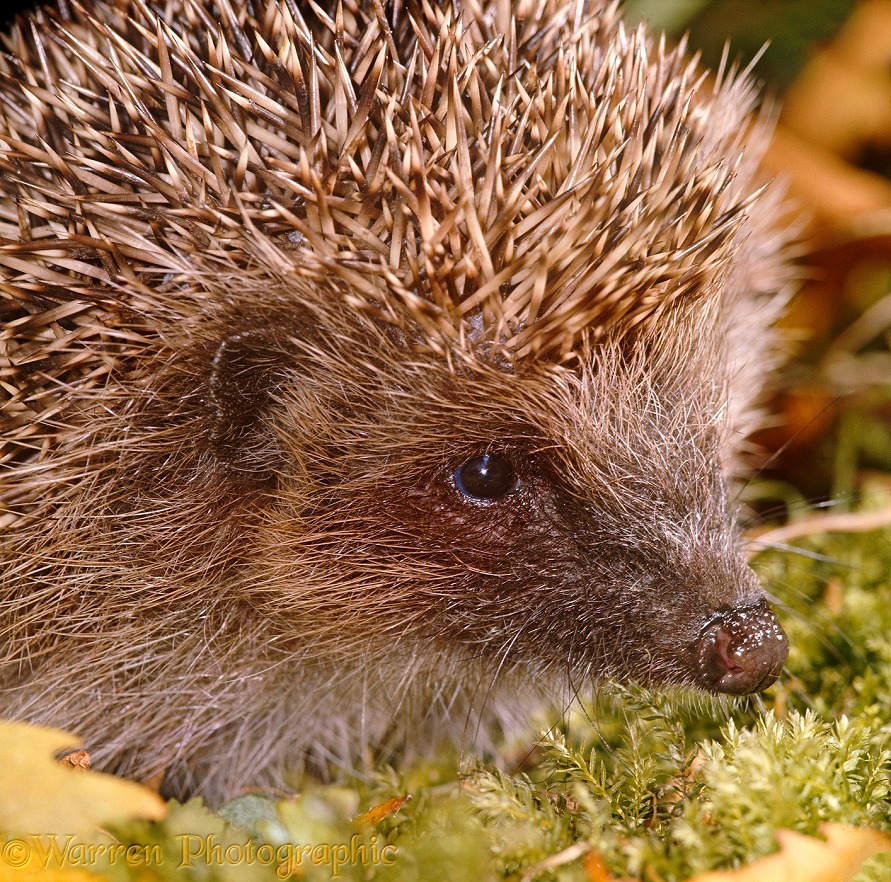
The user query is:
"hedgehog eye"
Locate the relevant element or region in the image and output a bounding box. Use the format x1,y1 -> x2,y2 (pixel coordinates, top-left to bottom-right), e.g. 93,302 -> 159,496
454,454 -> 518,500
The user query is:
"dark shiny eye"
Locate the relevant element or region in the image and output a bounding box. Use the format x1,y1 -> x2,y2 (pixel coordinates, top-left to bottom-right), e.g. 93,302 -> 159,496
454,454 -> 518,500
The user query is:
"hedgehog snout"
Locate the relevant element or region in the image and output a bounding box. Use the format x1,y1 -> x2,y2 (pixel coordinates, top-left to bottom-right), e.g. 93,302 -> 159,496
694,598 -> 788,695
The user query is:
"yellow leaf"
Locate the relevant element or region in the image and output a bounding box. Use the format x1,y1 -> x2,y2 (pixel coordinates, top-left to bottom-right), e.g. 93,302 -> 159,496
690,824 -> 891,882
0,860 -> 100,882
0,720 -> 166,839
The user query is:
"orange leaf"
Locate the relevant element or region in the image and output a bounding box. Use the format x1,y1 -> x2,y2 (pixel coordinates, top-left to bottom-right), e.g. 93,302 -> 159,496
354,795 -> 410,826
690,823 -> 891,882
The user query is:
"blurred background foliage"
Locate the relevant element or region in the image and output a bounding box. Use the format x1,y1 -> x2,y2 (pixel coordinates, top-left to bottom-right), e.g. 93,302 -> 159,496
625,0 -> 856,89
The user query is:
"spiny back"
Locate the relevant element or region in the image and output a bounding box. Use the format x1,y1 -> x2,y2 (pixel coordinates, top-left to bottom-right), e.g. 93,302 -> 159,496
0,0 -> 782,376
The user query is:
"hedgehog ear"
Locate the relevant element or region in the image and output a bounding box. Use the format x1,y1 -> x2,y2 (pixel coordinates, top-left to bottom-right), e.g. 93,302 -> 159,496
207,329 -> 290,482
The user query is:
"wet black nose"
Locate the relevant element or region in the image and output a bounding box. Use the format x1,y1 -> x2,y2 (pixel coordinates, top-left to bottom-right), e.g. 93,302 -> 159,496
695,600 -> 788,695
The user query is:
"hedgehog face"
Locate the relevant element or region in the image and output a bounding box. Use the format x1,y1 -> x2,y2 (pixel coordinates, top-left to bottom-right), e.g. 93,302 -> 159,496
222,310 -> 786,698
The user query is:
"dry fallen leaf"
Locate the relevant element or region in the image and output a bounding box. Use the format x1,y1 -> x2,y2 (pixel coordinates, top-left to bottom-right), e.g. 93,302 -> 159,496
0,720 -> 166,839
762,126 -> 891,241
583,849 -> 634,882
689,823 -> 891,882
57,752 -> 91,772
354,794 -> 411,826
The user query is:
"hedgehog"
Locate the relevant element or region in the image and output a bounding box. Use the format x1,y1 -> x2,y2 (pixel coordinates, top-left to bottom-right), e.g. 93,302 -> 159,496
0,0 -> 793,800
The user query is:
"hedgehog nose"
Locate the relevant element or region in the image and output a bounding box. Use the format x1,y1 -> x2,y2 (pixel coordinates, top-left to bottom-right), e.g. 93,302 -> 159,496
695,599 -> 788,695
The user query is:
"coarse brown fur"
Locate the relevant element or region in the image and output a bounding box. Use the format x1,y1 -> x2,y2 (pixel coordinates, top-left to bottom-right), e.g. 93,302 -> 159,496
0,0 -> 793,799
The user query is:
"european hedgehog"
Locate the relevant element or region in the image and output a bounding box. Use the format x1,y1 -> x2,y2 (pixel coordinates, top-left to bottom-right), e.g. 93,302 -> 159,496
0,0 -> 792,799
